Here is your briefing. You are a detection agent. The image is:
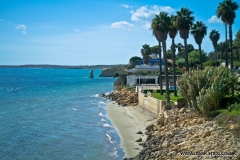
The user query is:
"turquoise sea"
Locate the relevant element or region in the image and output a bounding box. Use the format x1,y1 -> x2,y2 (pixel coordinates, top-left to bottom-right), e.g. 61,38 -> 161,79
0,68 -> 124,160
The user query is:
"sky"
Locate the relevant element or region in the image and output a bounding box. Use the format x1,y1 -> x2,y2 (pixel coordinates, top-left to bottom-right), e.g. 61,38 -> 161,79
0,0 -> 240,65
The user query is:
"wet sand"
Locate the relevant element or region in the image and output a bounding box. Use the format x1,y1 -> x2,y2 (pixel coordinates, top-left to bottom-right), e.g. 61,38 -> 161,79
106,101 -> 154,158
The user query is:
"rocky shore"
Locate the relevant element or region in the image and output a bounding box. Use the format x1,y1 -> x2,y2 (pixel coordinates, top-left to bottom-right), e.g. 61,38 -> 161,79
101,86 -> 138,106
125,108 -> 240,160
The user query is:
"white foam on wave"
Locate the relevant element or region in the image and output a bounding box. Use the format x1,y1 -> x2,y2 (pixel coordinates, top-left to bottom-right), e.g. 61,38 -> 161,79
72,108 -> 77,110
99,101 -> 106,104
109,147 -> 118,158
98,112 -> 104,117
103,124 -> 112,128
106,133 -> 115,144
101,118 -> 106,121
91,94 -> 99,97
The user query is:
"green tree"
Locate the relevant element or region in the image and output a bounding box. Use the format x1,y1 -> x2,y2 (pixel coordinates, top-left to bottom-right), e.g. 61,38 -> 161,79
176,8 -> 195,72
217,0 -> 239,69
152,12 -> 171,103
151,14 -> 164,95
129,56 -> 142,68
209,30 -> 220,67
169,15 -> 178,96
233,29 -> 240,61
191,21 -> 207,70
141,44 -> 151,64
189,50 -> 208,68
150,45 -> 159,59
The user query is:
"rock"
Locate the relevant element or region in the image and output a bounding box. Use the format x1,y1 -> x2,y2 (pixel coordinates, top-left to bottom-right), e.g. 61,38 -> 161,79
167,151 -> 176,157
157,117 -> 165,126
202,131 -> 211,138
164,118 -> 169,126
146,124 -> 154,131
89,69 -> 94,78
163,111 -> 170,119
135,138 -> 142,142
136,131 -> 143,134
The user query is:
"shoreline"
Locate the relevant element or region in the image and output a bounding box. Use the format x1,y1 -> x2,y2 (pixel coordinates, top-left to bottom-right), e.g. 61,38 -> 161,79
106,101 -> 154,158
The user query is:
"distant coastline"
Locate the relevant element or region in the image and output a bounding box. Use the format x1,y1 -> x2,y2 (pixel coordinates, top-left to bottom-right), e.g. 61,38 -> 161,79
0,64 -> 126,69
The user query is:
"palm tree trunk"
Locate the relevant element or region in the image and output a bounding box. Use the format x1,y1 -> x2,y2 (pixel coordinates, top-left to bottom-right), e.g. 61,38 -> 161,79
229,24 -> 234,97
199,44 -> 202,70
184,39 -> 189,71
172,38 -> 177,96
163,41 -> 170,103
158,41 -> 163,95
225,23 -> 228,68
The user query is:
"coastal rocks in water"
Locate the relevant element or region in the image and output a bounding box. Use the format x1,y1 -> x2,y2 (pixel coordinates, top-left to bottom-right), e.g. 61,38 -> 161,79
102,86 -> 138,106
135,138 -> 142,142
89,69 -> 94,78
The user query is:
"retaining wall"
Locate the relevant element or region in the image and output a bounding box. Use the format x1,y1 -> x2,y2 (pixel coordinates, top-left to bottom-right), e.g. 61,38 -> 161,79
138,92 -> 166,116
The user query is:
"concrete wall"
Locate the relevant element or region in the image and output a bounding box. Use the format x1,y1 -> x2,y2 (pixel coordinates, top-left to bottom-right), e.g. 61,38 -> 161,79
138,92 -> 166,116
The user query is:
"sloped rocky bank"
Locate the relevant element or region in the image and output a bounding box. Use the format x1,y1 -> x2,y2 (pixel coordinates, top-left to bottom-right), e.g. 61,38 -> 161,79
125,108 -> 240,160
101,86 -> 138,106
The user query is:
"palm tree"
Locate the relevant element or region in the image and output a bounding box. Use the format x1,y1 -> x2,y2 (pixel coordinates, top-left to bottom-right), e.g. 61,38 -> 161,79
152,12 -> 171,103
151,14 -> 164,95
217,0 -> 239,69
209,30 -> 220,67
169,15 -> 178,96
176,8 -> 194,72
141,44 -> 151,65
190,21 -> 207,70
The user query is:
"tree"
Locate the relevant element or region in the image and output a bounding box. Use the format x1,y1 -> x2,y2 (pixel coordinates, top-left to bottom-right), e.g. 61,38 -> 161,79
189,49 -> 208,68
209,30 -> 220,67
233,29 -> 240,61
169,15 -> 178,96
141,44 -> 151,64
151,14 -> 164,95
191,21 -> 207,70
152,12 -> 171,103
150,45 -> 159,59
176,8 -> 195,72
129,56 -> 142,68
217,0 -> 239,69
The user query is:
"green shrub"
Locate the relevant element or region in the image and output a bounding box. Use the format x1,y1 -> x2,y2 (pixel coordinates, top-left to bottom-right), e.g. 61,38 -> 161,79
228,103 -> 240,112
177,67 -> 240,116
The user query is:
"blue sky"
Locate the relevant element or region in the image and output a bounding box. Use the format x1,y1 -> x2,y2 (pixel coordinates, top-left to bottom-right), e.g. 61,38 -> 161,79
0,0 -> 240,65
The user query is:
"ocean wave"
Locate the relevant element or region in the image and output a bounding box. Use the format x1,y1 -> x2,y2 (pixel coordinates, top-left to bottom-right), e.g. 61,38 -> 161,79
91,94 -> 99,97
72,108 -> 78,110
103,124 -> 112,128
108,147 -> 118,158
98,112 -> 104,117
101,118 -> 106,121
99,101 -> 106,105
106,133 -> 115,144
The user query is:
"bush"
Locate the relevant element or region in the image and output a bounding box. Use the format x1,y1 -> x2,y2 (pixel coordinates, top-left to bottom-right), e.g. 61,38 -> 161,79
203,60 -> 220,67
177,67 -> 240,116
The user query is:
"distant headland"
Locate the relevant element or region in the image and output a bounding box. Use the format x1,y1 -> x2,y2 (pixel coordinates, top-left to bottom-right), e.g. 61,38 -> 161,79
0,64 -> 126,69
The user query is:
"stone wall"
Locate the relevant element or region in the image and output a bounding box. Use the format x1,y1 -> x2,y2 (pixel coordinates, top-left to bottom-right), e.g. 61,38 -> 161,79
138,92 -> 166,116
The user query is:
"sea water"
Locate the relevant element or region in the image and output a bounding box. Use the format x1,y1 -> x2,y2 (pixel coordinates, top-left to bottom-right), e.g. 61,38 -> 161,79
0,68 -> 124,160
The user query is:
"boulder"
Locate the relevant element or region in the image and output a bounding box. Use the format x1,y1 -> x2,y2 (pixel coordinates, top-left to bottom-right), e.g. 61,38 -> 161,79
135,138 -> 142,142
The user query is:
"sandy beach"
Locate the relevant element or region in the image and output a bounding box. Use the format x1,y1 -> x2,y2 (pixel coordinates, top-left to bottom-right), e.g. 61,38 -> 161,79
107,101 -> 154,158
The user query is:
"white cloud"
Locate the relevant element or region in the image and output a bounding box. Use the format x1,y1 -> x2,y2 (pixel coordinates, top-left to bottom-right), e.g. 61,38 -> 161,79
111,21 -> 134,30
15,24 -> 27,35
130,5 -> 175,29
74,28 -> 79,32
121,4 -> 132,8
208,16 -> 222,23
